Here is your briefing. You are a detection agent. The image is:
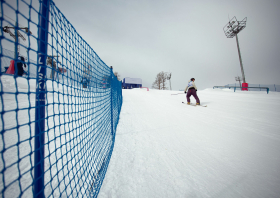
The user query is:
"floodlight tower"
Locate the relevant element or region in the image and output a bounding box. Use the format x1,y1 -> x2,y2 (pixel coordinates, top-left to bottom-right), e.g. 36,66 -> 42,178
223,17 -> 247,88
2,22 -> 32,58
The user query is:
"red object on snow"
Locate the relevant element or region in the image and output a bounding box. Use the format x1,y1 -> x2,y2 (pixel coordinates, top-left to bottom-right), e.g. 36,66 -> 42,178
141,87 -> 149,91
58,67 -> 67,73
242,83 -> 248,91
6,60 -> 15,74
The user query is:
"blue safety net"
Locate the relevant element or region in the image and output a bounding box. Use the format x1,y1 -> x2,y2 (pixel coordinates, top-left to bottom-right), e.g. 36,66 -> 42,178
0,0 -> 122,197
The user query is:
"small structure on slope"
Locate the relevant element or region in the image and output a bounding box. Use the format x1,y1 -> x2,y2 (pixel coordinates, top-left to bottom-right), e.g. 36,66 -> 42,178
122,77 -> 142,89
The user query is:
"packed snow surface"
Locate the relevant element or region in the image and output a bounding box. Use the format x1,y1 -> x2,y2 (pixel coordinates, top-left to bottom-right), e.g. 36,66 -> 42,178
0,76 -> 100,197
99,88 -> 280,198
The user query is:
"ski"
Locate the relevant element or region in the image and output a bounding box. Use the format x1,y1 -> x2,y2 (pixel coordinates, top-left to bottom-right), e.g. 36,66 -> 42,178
182,102 -> 207,107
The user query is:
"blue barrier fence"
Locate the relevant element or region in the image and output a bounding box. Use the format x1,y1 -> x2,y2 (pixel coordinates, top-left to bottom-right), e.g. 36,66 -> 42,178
214,86 -> 270,94
1,48 -> 53,79
225,84 -> 280,92
0,0 -> 122,197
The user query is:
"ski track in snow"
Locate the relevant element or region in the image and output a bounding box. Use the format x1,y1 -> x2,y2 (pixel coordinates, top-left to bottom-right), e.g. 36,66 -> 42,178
99,88 -> 280,198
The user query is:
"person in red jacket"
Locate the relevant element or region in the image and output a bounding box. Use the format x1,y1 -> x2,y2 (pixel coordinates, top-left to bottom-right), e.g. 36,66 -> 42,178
184,78 -> 200,105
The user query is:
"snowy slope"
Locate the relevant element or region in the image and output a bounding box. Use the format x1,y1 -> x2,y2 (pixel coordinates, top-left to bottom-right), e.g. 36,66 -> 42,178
98,88 -> 280,198
0,76 -> 100,197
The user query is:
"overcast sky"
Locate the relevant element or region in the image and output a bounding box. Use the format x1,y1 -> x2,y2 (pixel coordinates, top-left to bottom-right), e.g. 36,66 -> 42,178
7,0 -> 280,90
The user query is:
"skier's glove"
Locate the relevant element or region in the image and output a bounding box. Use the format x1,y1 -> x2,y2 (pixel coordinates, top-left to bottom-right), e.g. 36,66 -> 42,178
184,91 -> 186,93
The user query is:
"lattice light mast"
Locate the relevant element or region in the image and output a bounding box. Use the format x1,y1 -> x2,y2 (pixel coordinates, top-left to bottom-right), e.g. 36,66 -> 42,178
2,22 -> 32,58
223,17 -> 247,84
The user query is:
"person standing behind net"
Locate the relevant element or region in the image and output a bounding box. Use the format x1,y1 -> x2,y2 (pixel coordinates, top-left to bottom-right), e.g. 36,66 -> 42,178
184,78 -> 200,105
16,56 -> 27,76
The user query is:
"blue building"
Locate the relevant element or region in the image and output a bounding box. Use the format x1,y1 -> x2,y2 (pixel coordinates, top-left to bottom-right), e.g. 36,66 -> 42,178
122,77 -> 142,89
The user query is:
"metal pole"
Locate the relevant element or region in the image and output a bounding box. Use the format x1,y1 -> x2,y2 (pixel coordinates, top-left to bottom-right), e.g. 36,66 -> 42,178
14,22 -> 18,59
238,79 -> 241,90
14,22 -> 19,75
110,66 -> 114,136
235,34 -> 246,83
34,0 -> 50,197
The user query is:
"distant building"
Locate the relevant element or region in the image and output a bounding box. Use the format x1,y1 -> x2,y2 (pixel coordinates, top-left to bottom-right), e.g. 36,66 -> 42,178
122,77 -> 142,89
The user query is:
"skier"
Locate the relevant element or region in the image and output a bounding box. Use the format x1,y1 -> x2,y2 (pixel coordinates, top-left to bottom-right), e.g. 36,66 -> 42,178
184,78 -> 200,105
16,56 -> 27,76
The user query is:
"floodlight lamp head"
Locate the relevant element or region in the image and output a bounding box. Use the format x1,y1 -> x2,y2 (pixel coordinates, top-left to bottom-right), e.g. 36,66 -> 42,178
25,28 -> 32,34
3,26 -> 7,32
223,16 -> 247,38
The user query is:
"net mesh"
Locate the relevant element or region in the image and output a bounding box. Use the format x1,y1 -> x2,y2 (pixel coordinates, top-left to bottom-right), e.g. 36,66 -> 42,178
0,0 -> 122,197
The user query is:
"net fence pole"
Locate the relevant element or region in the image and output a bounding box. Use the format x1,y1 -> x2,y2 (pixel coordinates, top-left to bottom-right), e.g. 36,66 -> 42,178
34,0 -> 50,197
110,66 -> 114,136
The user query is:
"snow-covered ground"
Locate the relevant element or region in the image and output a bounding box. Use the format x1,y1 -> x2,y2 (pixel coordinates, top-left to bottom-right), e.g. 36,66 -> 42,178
99,88 -> 280,198
0,75 -> 107,197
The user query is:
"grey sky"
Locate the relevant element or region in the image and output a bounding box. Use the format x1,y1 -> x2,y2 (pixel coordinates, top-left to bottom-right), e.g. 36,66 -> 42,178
5,0 -> 280,90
